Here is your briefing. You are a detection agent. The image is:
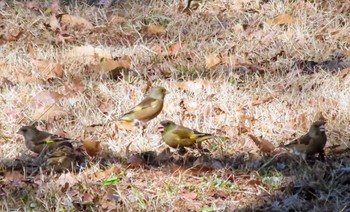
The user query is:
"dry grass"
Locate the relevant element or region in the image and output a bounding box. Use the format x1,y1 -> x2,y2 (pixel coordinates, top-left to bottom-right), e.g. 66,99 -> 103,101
0,0 -> 350,211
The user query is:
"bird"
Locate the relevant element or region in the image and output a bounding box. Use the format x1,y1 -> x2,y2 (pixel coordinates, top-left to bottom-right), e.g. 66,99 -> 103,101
282,121 -> 327,160
120,86 -> 167,125
17,125 -> 75,155
43,144 -> 86,172
159,120 -> 215,150
17,125 -> 88,171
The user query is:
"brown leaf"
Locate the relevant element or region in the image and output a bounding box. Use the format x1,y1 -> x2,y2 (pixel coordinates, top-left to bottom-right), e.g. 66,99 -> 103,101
32,59 -> 64,80
60,14 -> 93,30
93,165 -> 123,180
57,172 -> 78,187
68,45 -> 113,60
49,15 -> 60,32
33,105 -> 67,121
88,58 -> 131,73
205,54 -> 221,69
339,68 -> 350,79
127,155 -> 146,168
251,94 -> 276,106
142,25 -> 166,35
182,191 -> 197,200
82,139 -> 100,157
248,134 -> 275,155
314,111 -> 327,122
267,14 -> 297,25
31,91 -> 63,107
4,171 -> 24,183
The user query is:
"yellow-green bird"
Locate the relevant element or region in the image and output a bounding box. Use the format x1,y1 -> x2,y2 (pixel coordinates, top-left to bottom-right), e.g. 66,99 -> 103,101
17,125 -> 75,155
159,120 -> 215,149
120,87 -> 167,124
282,121 -> 327,160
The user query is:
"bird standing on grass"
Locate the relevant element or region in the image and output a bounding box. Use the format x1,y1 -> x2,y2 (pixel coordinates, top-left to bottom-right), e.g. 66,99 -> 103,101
17,125 -> 87,171
120,87 -> 167,125
17,125 -> 75,155
282,121 -> 327,160
159,120 -> 215,151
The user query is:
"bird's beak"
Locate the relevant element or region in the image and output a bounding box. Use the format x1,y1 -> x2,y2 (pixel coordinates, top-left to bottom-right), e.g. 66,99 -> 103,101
158,124 -> 164,133
319,125 -> 326,132
16,130 -> 22,135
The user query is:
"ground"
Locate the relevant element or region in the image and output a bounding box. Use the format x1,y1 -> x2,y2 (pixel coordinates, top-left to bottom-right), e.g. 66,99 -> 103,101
0,0 -> 350,211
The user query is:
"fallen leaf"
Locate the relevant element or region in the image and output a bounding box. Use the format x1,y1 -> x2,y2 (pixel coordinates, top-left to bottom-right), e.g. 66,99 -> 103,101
268,14 -> 297,25
32,59 -> 64,80
339,68 -> 350,79
33,105 -> 67,121
248,134 -> 275,155
60,14 -> 93,30
142,25 -> 166,35
314,111 -> 327,122
182,191 -> 197,200
57,172 -> 78,187
68,45 -> 113,60
128,155 -> 146,168
31,91 -> 63,107
82,139 -> 100,157
49,15 -> 60,32
93,165 -> 123,180
88,57 -> 131,73
116,121 -> 135,131
205,54 -> 221,69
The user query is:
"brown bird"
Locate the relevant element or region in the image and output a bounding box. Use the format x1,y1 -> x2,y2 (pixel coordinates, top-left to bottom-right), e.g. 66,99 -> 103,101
17,125 -> 74,155
283,121 -> 327,160
120,87 -> 167,125
17,125 -> 88,171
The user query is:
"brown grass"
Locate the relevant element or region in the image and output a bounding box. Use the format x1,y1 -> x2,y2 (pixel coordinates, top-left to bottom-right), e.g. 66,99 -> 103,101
0,0 -> 350,211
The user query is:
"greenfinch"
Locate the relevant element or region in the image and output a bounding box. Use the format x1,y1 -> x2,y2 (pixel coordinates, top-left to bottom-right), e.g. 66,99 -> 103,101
282,121 -> 327,160
17,125 -> 74,155
159,120 -> 215,149
120,87 -> 167,124
43,144 -> 86,172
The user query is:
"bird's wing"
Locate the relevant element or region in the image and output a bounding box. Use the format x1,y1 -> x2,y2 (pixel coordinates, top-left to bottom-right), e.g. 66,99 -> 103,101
130,98 -> 158,112
285,134 -> 311,147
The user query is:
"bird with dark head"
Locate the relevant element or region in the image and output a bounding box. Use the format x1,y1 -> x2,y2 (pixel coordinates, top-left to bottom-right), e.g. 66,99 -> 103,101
159,120 -> 215,150
17,125 -> 88,171
283,121 -> 327,160
17,125 -> 74,155
120,87 -> 167,125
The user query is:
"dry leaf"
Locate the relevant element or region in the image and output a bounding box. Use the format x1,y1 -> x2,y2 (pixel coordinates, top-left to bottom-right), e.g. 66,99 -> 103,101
339,68 -> 350,79
251,94 -> 276,106
33,105 -> 67,121
60,14 -> 93,30
49,15 -> 60,32
32,59 -> 64,80
268,14 -> 297,25
31,91 -> 63,107
82,139 -> 100,157
182,191 -> 197,200
248,134 -> 275,155
116,121 -> 135,131
142,25 -> 166,35
68,45 -> 113,60
314,111 -> 327,122
205,54 -> 221,69
88,58 -> 131,73
57,172 -> 78,187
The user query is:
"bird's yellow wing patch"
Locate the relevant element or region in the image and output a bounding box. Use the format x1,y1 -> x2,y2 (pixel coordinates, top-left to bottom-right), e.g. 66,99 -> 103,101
189,135 -> 198,140
44,138 -> 55,144
132,106 -> 143,112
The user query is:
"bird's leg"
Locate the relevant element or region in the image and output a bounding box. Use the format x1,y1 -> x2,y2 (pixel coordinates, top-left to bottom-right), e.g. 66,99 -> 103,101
318,150 -> 325,161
